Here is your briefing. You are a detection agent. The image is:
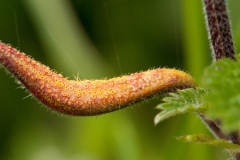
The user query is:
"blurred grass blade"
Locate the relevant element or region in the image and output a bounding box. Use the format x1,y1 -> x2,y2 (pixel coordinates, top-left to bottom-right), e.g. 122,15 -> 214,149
23,0 -> 111,78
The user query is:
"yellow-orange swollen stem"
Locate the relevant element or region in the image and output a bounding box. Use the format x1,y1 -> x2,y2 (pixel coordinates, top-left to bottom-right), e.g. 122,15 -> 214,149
0,42 -> 196,116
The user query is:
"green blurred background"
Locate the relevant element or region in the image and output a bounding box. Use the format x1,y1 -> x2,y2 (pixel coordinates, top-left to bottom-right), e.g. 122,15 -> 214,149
0,0 -> 240,160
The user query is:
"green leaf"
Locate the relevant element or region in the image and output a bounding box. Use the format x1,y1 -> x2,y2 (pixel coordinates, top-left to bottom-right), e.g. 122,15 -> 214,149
154,88 -> 208,125
176,134 -> 240,152
202,54 -> 240,132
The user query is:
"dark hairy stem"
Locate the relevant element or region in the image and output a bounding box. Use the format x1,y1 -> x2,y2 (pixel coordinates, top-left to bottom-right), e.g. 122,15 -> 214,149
200,114 -> 240,159
200,116 -> 240,159
229,131 -> 240,145
204,0 -> 236,60
199,114 -> 227,139
229,131 -> 240,159
203,0 -> 240,159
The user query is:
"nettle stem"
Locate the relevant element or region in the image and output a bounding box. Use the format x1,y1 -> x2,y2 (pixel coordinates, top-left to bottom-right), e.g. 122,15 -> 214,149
204,0 -> 235,60
0,42 -> 195,116
203,0 -> 240,159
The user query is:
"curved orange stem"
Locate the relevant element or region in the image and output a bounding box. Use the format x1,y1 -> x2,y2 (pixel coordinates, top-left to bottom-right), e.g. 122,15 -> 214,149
0,42 -> 195,116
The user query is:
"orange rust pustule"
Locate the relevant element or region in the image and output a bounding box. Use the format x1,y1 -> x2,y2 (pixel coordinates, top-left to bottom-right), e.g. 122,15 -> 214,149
0,42 -> 196,116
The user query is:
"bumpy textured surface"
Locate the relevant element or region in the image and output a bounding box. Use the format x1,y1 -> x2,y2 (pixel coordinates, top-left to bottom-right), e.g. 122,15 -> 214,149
204,0 -> 235,60
0,42 -> 195,116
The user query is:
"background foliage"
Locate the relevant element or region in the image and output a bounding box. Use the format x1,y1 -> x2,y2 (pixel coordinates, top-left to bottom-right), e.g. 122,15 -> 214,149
0,0 -> 240,160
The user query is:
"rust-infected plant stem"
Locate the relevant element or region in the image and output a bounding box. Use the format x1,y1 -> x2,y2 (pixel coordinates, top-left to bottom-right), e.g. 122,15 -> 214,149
0,42 -> 195,116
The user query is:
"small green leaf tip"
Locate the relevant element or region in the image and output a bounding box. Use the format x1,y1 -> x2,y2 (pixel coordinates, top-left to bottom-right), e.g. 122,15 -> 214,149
177,134 -> 240,152
0,42 -> 196,116
154,88 -> 208,125
202,54 -> 240,132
